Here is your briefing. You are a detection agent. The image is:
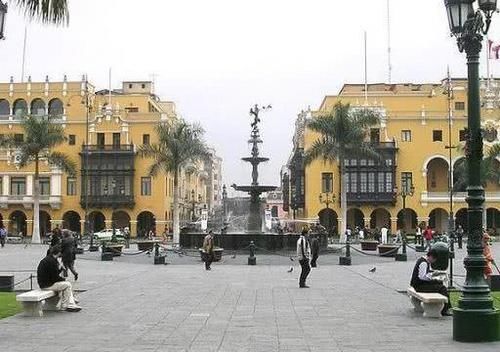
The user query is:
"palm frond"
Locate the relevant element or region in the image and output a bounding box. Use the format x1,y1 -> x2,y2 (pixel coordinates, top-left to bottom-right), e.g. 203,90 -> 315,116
15,0 -> 69,25
47,151 -> 76,176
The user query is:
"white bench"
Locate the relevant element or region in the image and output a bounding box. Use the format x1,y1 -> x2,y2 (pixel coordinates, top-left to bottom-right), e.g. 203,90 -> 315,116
16,289 -> 59,317
407,287 -> 448,318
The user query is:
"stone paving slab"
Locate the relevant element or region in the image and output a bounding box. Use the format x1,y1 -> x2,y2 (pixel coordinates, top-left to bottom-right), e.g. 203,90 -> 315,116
0,243 -> 499,351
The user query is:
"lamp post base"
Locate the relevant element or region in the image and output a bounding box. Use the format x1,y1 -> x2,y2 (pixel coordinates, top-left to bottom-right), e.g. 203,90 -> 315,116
395,253 -> 407,262
339,256 -> 351,266
248,257 -> 256,265
453,308 -> 500,342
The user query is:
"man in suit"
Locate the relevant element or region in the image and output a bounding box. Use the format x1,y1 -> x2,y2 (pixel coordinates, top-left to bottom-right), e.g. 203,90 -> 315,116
203,230 -> 215,271
310,233 -> 320,268
296,228 -> 311,288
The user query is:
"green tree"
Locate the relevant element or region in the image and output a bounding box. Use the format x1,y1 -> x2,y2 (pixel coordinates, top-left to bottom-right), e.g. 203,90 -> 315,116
0,116 -> 76,243
304,102 -> 381,235
453,142 -> 500,192
13,0 -> 69,24
138,119 -> 208,246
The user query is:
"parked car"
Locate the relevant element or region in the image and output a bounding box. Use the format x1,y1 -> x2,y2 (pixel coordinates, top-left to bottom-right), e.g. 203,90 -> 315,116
92,229 -> 125,242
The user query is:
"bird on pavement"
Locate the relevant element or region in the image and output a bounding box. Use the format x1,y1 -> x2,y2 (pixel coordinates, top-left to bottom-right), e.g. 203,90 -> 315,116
369,267 -> 376,273
289,256 -> 294,262
231,254 -> 237,259
287,266 -> 293,273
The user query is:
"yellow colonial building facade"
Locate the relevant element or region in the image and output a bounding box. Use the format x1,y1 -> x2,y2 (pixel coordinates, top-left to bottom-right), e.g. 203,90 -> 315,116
0,76 -> 221,238
286,79 -> 500,235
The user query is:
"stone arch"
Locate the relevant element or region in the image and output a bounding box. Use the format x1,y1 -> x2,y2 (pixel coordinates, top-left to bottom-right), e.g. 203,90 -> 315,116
346,208 -> 364,229
423,154 -> 449,172
13,98 -> 28,118
62,211 -> 81,233
426,157 -> 449,192
9,210 -> 27,236
0,99 -> 10,119
30,98 -> 46,116
486,208 -> 500,233
429,208 -> 449,234
397,208 -> 418,232
112,211 -> 131,231
370,208 -> 391,229
39,210 -> 51,237
137,211 -> 156,237
318,208 -> 338,235
88,211 -> 105,233
48,98 -> 64,116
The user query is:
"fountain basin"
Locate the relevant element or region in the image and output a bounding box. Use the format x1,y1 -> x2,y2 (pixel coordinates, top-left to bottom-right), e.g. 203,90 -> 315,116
180,232 -> 328,251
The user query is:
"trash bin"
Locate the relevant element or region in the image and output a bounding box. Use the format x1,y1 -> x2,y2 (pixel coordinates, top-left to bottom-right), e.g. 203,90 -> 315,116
430,242 -> 449,271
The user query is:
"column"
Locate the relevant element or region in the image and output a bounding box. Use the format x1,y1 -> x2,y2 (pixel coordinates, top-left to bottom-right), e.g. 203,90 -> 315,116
3,175 -> 9,195
390,217 -> 398,235
363,217 -> 371,228
130,220 -> 137,238
79,219 -> 85,234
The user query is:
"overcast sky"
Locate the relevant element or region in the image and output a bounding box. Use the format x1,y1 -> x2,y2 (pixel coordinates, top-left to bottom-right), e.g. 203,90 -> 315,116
2,0 -> 500,195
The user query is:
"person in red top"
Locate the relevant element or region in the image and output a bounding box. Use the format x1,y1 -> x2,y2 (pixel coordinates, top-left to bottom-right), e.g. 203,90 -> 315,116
423,226 -> 433,250
483,232 -> 495,280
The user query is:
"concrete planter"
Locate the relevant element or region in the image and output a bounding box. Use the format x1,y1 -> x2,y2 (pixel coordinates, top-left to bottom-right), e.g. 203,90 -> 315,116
378,244 -> 399,257
137,241 -> 156,251
103,245 -> 123,257
360,241 -> 379,251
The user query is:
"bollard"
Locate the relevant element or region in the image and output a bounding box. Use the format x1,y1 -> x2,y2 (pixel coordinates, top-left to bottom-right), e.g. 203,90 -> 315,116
395,239 -> 408,262
101,244 -> 113,261
154,242 -> 165,265
339,240 -> 352,266
248,241 -> 256,265
30,274 -> 33,291
448,237 -> 455,290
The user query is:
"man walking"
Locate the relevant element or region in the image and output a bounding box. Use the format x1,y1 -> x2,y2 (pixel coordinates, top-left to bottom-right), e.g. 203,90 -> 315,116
37,246 -> 81,312
203,230 -> 215,271
310,232 -> 320,268
61,230 -> 78,281
0,224 -> 6,248
297,228 -> 311,288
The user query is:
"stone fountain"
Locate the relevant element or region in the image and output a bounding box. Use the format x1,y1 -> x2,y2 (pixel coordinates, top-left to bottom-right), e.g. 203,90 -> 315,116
231,104 -> 277,232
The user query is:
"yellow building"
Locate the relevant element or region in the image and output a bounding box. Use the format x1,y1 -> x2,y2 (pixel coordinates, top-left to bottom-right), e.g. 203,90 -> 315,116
286,79 -> 500,235
0,76 -> 218,238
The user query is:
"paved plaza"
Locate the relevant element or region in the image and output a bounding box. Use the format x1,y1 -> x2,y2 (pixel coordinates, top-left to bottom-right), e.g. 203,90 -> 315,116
0,243 -> 499,352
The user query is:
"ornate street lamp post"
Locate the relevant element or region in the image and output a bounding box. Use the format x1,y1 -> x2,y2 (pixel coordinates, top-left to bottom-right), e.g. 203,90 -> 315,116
222,184 -> 228,223
318,192 -> 335,209
0,1 -> 7,40
444,0 -> 500,342
394,184 -> 415,233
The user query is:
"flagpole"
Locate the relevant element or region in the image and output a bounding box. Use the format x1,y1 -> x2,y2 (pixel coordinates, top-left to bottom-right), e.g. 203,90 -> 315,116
364,30 -> 368,105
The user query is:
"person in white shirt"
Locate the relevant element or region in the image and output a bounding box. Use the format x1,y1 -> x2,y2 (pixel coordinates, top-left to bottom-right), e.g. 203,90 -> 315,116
358,227 -> 364,241
296,228 -> 311,288
381,226 -> 388,244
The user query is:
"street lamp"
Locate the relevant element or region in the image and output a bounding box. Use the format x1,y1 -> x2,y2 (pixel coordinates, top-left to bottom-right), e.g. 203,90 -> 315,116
444,0 -> 500,342
222,184 -> 228,223
318,192 -> 335,209
0,1 -> 7,40
393,184 -> 415,233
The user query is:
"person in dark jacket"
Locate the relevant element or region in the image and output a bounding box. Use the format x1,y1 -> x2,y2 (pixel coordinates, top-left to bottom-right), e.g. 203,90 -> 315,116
410,248 -> 451,316
310,233 -> 320,268
61,230 -> 78,281
50,225 -> 62,247
37,246 -> 81,312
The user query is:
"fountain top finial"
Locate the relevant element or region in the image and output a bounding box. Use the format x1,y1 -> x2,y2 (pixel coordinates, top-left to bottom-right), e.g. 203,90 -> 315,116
250,104 -> 272,134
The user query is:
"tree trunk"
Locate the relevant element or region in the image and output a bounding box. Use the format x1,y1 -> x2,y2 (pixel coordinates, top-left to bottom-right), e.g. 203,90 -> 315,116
32,156 -> 41,244
173,169 -> 180,247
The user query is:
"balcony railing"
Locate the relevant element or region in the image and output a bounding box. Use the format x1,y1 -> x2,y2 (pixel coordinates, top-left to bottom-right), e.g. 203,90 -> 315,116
421,191 -> 500,203
0,195 -> 62,209
82,144 -> 134,152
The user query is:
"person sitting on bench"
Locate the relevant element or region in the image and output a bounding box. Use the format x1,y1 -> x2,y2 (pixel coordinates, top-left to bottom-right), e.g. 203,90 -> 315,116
37,245 -> 82,312
410,248 -> 451,316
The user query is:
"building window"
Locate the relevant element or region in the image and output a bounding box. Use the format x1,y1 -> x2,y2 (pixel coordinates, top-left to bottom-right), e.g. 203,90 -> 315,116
459,129 -> 467,142
128,84 -> 133,89
67,177 -> 77,196
39,177 -> 50,195
142,134 -> 150,145
14,134 -> 24,143
385,173 -> 393,193
68,135 -> 76,145
321,172 -> 333,193
348,173 -> 358,193
10,177 -> 26,195
97,133 -> 105,147
141,177 -> 152,196
360,159 -> 367,166
401,130 -> 412,142
112,133 -> 121,147
141,84 -> 146,89
455,101 -> 465,110
125,107 -> 139,113
360,173 -> 367,193
433,130 -> 443,142
368,172 -> 375,193
377,172 -> 384,193
401,172 -> 413,193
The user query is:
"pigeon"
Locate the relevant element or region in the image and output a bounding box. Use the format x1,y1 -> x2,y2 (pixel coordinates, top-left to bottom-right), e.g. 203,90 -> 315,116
369,267 -> 376,273
287,266 -> 293,273
289,256 -> 294,262
231,254 -> 237,259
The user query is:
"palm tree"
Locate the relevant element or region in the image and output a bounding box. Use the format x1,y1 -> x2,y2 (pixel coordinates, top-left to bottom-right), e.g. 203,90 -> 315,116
138,119 -> 208,246
0,116 -> 76,243
453,142 -> 500,192
13,0 -> 69,24
304,102 -> 381,235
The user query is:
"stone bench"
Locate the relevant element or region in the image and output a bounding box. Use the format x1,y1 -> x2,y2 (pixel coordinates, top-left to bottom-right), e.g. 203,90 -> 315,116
16,289 -> 59,317
6,236 -> 23,244
407,287 -> 448,318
